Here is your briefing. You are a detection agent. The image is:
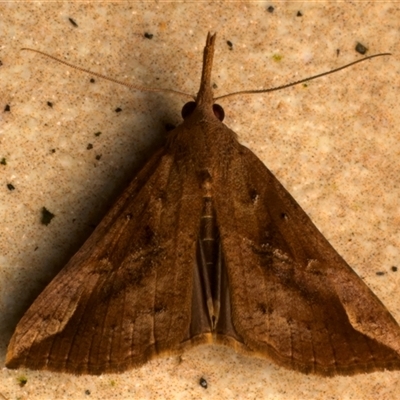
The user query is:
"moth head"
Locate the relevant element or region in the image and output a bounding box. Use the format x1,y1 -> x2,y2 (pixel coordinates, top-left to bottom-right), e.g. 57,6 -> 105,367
181,101 -> 225,122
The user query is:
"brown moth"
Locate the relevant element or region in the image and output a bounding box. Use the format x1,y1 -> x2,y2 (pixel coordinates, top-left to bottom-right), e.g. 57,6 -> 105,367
6,33 -> 400,376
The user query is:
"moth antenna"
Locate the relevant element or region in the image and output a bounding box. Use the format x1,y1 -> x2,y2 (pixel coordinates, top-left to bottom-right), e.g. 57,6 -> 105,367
21,47 -> 195,100
214,52 -> 392,101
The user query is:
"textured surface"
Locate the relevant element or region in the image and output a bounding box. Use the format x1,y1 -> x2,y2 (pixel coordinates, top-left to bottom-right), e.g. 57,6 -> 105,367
1,2 -> 400,399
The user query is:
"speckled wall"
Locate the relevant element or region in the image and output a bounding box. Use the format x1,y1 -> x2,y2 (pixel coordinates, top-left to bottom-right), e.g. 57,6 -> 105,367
1,2 -> 400,399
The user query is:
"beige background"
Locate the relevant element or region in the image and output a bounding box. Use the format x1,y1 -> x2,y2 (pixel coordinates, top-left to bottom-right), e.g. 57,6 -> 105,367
1,1 -> 400,399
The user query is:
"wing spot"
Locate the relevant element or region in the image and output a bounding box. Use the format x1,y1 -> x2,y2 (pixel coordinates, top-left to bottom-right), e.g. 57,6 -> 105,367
156,189 -> 167,202
249,188 -> 259,203
306,259 -> 323,275
257,302 -> 273,315
154,305 -> 166,314
141,225 -> 156,246
280,212 -> 289,220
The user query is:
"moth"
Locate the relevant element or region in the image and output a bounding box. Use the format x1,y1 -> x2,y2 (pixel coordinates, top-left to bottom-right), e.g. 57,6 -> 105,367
6,33 -> 400,376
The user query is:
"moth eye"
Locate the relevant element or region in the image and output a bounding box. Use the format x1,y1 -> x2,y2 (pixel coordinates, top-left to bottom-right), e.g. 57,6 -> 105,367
181,101 -> 197,119
212,104 -> 225,121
